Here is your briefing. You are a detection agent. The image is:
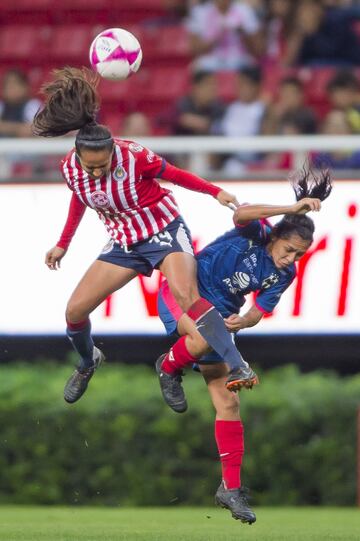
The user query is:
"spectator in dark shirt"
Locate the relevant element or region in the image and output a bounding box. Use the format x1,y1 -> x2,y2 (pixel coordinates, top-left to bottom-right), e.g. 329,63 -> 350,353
326,69 -> 360,132
173,70 -> 225,135
286,0 -> 360,66
0,69 -> 41,138
262,76 -> 317,134
315,109 -> 360,168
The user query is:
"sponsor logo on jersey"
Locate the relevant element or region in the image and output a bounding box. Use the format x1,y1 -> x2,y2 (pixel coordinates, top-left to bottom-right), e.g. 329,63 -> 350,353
91,190 -> 111,209
223,271 -> 251,294
114,165 -> 127,182
129,143 -> 144,153
147,150 -> 155,163
261,273 -> 279,289
233,271 -> 250,290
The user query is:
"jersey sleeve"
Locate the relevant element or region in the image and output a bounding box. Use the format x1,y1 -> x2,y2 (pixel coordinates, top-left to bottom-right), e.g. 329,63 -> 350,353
159,162 -> 221,197
132,144 -> 166,179
255,271 -> 296,314
235,219 -> 270,243
57,192 -> 86,250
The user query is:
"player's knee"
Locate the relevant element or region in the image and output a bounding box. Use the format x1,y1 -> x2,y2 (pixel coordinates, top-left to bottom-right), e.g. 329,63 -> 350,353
171,284 -> 199,312
187,334 -> 210,357
216,391 -> 240,418
65,301 -> 88,324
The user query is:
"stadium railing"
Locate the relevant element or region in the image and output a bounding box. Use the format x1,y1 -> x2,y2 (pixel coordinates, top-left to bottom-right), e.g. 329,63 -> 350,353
1,135 -> 360,179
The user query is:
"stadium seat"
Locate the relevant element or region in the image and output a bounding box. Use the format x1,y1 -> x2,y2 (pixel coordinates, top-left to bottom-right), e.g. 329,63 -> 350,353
56,0 -> 112,8
0,26 -> 50,61
0,0 -> 50,8
216,71 -> 238,103
156,26 -> 190,58
146,67 -> 190,101
98,79 -> 131,103
301,67 -> 336,100
49,25 -> 96,62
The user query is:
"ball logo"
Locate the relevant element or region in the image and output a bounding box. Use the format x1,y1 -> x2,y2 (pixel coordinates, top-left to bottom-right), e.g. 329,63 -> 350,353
114,165 -> 127,182
91,191 -> 110,209
233,272 -> 250,290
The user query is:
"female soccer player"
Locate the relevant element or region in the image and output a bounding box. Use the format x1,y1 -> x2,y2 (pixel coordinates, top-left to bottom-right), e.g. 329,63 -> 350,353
32,67 -> 255,403
156,167 -> 332,523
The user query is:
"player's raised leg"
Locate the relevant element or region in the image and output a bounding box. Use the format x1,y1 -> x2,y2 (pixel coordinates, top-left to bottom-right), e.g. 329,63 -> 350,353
159,252 -> 255,376
64,260 -> 137,403
200,363 -> 256,524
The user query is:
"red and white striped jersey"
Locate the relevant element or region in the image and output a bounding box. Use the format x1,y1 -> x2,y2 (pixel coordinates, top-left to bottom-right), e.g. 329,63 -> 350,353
61,139 -> 181,246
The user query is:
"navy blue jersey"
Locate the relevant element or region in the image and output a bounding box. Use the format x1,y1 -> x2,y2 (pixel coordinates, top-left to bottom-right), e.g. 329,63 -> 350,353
196,220 -> 296,317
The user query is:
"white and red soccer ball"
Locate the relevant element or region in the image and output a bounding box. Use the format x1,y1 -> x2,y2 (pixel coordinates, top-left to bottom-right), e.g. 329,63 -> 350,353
89,28 -> 142,80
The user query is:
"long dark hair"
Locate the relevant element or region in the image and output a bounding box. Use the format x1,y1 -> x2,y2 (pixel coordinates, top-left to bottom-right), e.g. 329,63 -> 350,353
272,165 -> 332,243
32,67 -> 113,154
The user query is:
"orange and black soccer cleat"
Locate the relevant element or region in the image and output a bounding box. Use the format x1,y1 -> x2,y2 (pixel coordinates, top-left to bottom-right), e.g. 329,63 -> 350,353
225,366 -> 259,392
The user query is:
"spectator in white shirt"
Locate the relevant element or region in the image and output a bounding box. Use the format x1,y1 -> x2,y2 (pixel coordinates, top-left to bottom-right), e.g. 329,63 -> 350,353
186,0 -> 264,71
216,66 -> 266,174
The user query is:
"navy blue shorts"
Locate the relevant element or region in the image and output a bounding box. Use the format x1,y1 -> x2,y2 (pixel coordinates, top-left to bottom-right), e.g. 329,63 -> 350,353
157,281 -> 230,364
97,217 -> 194,277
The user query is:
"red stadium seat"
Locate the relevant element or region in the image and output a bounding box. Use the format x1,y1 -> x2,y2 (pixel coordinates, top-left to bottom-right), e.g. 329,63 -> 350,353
0,25 -> 50,61
216,71 -> 238,103
120,0 -> 164,8
0,0 -> 50,8
156,26 -> 190,57
146,67 -> 190,101
49,25 -> 96,62
98,79 -> 131,103
301,67 -> 336,100
56,0 -> 112,8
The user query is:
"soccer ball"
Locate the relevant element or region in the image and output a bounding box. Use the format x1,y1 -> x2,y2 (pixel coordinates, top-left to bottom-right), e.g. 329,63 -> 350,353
89,28 -> 142,80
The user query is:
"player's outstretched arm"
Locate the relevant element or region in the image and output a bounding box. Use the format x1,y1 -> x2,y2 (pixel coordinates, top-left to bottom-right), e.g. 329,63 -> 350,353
45,193 -> 86,270
233,197 -> 321,225
160,162 -> 239,209
224,305 -> 264,332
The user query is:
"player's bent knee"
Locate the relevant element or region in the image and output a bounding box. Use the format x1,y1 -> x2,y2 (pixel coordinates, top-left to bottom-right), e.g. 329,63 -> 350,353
171,286 -> 199,312
65,302 -> 90,324
187,335 -> 210,358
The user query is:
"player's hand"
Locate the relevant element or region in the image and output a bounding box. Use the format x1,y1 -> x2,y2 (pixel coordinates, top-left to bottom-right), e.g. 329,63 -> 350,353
224,314 -> 244,332
216,190 -> 240,211
293,198 -> 321,215
45,245 -> 66,270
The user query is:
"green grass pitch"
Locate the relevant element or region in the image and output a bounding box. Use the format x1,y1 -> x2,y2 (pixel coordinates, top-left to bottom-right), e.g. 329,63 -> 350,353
0,506 -> 358,541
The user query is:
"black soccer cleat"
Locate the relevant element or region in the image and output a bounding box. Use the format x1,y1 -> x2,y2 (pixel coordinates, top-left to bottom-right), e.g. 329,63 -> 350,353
64,346 -> 105,404
215,482 -> 256,524
225,366 -> 259,392
155,354 -> 187,413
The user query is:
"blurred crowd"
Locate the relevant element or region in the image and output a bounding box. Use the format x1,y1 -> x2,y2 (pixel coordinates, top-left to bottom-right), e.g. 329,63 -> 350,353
2,0 -> 360,175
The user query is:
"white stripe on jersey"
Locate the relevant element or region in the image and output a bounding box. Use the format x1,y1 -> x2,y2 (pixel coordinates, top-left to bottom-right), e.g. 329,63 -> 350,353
163,194 -> 180,215
62,160 -> 71,187
63,159 -> 86,207
71,152 -> 93,207
134,213 -> 148,239
158,200 -> 177,222
128,150 -> 139,207
142,206 -> 159,234
105,171 -> 127,246
114,144 -> 130,210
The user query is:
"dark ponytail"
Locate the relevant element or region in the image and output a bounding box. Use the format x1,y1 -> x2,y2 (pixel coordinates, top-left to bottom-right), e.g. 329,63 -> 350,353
290,163 -> 333,202
32,67 -> 113,154
272,164 -> 332,243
